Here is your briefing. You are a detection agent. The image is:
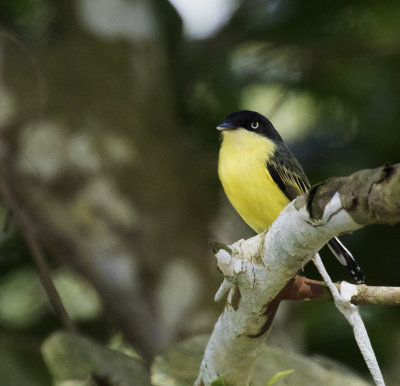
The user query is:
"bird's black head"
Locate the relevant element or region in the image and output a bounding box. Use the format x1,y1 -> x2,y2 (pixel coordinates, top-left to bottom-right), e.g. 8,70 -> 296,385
217,110 -> 283,142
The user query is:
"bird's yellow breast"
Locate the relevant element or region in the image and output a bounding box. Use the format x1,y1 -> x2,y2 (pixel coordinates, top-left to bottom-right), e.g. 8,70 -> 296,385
218,129 -> 290,233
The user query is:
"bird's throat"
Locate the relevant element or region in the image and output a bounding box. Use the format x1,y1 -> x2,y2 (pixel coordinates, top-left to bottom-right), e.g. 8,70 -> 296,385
218,129 -> 290,232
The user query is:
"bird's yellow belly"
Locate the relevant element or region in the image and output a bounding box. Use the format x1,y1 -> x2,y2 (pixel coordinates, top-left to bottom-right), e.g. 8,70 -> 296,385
218,130 -> 290,233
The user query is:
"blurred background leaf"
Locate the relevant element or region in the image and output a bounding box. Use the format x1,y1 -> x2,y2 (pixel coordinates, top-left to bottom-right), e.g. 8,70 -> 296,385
42,331 -> 150,385
151,334 -> 369,386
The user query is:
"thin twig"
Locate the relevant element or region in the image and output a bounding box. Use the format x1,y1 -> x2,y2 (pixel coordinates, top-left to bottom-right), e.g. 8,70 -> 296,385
280,275 -> 400,306
0,182 -> 76,332
2,209 -> 13,233
20,213 -> 77,332
313,254 -> 385,386
267,89 -> 290,119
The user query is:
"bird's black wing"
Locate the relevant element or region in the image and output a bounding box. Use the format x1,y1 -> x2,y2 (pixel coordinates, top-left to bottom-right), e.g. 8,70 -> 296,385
266,142 -> 311,201
266,142 -> 365,283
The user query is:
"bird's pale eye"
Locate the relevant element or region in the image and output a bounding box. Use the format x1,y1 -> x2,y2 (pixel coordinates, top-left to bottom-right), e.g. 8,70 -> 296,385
251,122 -> 259,129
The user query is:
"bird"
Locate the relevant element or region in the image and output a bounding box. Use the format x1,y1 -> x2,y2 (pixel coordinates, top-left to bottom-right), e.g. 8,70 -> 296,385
217,110 -> 364,284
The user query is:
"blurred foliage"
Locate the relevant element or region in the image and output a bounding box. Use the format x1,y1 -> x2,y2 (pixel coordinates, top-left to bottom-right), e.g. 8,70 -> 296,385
42,331 -> 150,385
151,334 -> 368,385
0,0 -> 399,384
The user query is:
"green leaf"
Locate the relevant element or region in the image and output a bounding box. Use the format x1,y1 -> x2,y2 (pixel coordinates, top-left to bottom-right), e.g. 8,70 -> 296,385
211,377 -> 226,386
266,369 -> 295,385
208,240 -> 232,255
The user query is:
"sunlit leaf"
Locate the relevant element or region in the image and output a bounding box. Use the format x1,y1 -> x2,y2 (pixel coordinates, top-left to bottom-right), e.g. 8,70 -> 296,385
266,369 -> 295,385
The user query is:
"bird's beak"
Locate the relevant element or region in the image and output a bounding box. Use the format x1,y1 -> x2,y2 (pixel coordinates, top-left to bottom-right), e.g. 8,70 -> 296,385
216,122 -> 237,131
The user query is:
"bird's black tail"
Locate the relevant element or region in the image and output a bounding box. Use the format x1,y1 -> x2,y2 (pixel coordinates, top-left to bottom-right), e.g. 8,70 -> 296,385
327,237 -> 365,284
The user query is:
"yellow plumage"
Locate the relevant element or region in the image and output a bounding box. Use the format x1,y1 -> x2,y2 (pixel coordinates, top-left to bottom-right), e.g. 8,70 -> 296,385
218,129 -> 290,233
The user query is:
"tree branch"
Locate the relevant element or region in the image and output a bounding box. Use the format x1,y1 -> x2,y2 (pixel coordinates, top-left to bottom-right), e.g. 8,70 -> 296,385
280,275 -> 400,305
196,163 -> 400,386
